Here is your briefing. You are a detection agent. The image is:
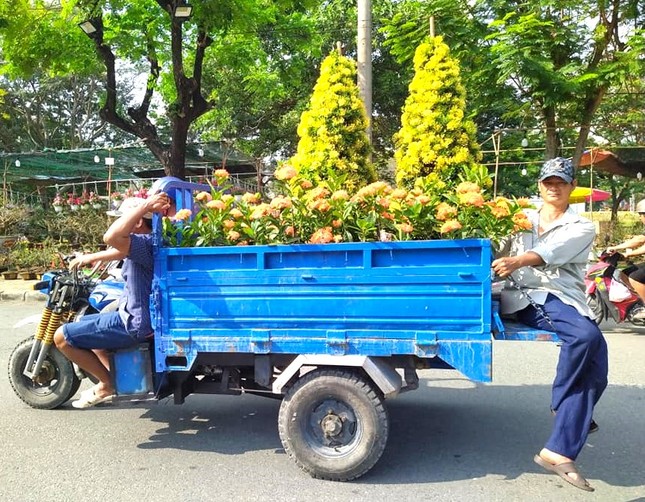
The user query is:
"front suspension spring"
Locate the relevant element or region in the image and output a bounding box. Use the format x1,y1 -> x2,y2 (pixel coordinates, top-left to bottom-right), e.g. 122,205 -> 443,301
64,309 -> 78,323
34,307 -> 53,342
24,310 -> 65,381
42,311 -> 63,345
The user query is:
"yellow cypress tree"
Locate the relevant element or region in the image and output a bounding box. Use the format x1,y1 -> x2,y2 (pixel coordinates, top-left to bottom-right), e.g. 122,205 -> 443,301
394,36 -> 482,188
290,50 -> 376,191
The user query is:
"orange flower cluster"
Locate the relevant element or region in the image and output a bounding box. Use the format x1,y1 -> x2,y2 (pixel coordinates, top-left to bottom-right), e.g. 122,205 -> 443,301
440,220 -> 462,234
162,168 -> 532,248
309,227 -> 335,244
173,209 -> 192,222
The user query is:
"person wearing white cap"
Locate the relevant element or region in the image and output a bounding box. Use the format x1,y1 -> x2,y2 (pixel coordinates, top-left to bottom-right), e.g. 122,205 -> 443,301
53,190 -> 172,408
492,157 -> 607,492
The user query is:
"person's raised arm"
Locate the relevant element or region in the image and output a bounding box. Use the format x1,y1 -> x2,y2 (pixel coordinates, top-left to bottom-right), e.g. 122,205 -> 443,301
103,192 -> 170,254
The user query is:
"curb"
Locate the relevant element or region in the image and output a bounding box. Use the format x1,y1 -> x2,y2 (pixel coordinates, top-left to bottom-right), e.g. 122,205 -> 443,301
0,291 -> 47,302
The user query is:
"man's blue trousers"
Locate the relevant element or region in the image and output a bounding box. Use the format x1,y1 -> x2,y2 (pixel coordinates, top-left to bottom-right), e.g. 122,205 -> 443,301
517,293 -> 608,460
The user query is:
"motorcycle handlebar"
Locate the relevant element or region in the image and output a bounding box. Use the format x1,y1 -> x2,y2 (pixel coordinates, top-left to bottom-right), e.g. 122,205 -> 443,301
597,250 -> 638,268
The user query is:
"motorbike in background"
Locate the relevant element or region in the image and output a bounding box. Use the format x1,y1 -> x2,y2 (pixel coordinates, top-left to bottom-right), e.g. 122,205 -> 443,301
585,250 -> 645,326
8,257 -> 124,409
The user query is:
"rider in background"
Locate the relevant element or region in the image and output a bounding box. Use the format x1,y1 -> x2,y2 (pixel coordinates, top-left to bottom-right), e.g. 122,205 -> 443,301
606,199 -> 645,317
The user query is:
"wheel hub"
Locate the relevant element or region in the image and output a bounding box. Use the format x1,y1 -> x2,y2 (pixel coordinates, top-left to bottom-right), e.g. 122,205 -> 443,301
321,413 -> 343,437
309,399 -> 357,448
32,361 -> 56,385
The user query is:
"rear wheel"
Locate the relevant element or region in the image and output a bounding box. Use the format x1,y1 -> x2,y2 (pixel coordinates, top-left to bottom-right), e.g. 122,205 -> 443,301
278,369 -> 388,481
586,293 -> 604,324
8,336 -> 81,409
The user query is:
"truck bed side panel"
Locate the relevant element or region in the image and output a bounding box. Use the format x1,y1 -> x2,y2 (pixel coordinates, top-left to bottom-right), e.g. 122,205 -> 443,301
152,239 -> 493,381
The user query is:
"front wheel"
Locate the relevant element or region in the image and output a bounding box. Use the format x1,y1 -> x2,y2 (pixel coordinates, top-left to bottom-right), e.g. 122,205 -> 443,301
278,369 -> 389,481
586,292 -> 604,324
8,337 -> 81,409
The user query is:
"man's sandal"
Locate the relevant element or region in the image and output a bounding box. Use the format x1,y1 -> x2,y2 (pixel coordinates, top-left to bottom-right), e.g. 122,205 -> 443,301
77,385 -> 100,402
589,419 -> 599,434
533,454 -> 594,492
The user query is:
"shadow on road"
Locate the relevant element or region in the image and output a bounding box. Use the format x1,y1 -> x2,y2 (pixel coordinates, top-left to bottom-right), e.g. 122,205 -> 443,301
137,393 -> 282,455
135,379 -> 643,490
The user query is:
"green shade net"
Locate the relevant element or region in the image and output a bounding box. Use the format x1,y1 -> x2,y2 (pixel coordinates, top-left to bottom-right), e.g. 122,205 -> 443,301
1,142 -> 256,184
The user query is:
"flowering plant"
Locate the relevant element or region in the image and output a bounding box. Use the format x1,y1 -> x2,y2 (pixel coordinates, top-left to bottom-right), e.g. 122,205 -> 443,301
79,191 -> 91,205
67,193 -> 81,206
162,166 -> 532,248
111,191 -> 123,201
52,194 -> 66,207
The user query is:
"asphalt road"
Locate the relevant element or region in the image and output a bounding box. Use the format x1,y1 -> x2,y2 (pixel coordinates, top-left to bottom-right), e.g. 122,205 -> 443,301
1,301 -> 643,502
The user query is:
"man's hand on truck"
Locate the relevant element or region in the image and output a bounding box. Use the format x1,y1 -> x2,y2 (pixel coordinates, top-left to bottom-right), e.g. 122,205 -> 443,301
492,251 -> 544,278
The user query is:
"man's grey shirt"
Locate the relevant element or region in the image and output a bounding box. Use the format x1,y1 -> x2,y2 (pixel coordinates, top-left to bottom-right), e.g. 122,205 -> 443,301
496,207 -> 596,318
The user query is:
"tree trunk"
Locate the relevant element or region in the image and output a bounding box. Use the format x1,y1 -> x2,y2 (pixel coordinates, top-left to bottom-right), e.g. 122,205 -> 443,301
572,87 -> 607,168
88,9 -> 212,181
543,106 -> 559,160
168,115 -> 190,179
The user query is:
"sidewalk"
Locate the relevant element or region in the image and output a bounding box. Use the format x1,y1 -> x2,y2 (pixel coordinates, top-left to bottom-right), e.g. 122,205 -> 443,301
0,277 -> 47,302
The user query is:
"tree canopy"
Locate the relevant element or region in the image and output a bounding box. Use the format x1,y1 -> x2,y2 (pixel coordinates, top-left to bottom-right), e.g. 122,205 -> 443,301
0,0 -> 643,198
0,0 -> 320,178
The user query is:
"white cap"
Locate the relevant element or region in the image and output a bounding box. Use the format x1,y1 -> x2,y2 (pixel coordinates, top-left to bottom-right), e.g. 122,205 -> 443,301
106,197 -> 153,219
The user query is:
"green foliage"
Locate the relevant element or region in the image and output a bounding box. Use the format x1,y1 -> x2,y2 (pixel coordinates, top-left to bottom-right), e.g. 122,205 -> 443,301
36,209 -> 111,249
486,11 -> 584,107
289,50 -> 376,191
0,74 -> 117,152
0,204 -> 110,250
594,70 -> 645,146
485,2 -> 645,158
4,239 -> 61,271
194,9 -> 321,159
0,2 -> 100,78
0,0 -> 326,177
0,203 -> 109,271
1,0 -> 643,194
380,0 -> 519,138
394,36 -> 481,188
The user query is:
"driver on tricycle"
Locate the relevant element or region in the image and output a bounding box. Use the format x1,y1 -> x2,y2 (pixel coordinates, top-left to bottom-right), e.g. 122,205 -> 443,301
53,191 -> 171,409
